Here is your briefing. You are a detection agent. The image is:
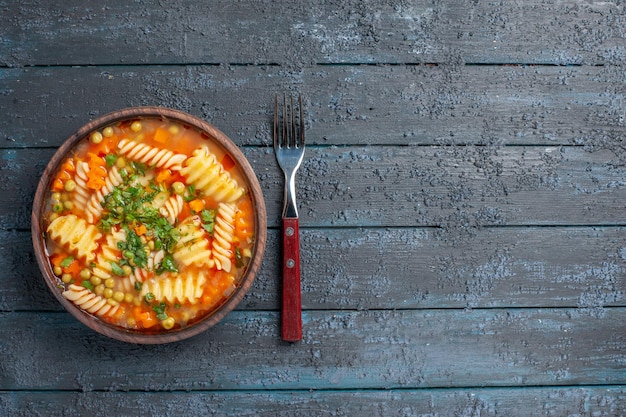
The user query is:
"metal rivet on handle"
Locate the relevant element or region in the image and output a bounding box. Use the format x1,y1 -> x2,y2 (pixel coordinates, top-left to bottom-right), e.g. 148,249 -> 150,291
285,227 -> 294,236
286,259 -> 295,268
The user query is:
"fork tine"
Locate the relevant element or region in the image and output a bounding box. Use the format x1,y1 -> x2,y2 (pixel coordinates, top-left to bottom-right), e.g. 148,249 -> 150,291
290,95 -> 297,148
273,94 -> 279,149
274,93 -> 305,150
298,94 -> 304,147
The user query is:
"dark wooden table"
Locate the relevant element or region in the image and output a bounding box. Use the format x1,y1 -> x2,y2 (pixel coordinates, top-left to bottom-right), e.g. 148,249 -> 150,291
2,1 -> 625,415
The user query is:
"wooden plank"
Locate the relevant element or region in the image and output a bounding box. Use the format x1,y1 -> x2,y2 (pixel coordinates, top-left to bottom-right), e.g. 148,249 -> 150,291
1,308 -> 624,390
1,1 -> 624,66
4,145 -> 625,230
4,227 -> 625,312
2,387 -> 626,417
1,65 -> 624,148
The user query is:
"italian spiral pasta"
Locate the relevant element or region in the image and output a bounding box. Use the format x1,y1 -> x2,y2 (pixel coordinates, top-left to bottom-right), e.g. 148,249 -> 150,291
212,203 -> 237,272
71,161 -> 91,213
172,216 -> 215,268
91,227 -> 127,283
118,139 -> 187,171
159,194 -> 184,225
43,117 -> 257,332
47,214 -> 101,262
85,165 -> 124,223
140,271 -> 207,305
180,146 -> 245,203
62,284 -> 120,317
131,249 -> 165,287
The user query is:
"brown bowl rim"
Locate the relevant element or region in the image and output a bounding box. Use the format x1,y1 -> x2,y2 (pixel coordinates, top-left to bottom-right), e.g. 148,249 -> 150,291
31,106 -> 267,344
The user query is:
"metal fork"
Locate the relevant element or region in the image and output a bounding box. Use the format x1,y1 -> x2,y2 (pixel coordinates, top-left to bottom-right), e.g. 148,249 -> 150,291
274,93 -> 305,342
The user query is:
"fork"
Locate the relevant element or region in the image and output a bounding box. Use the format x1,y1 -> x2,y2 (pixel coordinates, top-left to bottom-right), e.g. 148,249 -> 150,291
274,93 -> 305,342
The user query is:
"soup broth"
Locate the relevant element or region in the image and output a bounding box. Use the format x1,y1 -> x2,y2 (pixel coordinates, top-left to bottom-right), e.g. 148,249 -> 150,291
43,117 -> 256,332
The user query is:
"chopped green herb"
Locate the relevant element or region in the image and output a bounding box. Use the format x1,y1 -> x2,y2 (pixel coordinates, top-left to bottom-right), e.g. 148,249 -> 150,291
200,209 -> 217,234
156,253 -> 178,274
144,293 -> 155,303
234,247 -> 244,268
60,256 -> 74,268
184,184 -> 197,202
134,281 -> 143,291
131,161 -> 147,175
110,262 -> 126,277
118,229 -> 148,269
152,302 -> 168,321
82,280 -> 95,291
104,153 -> 117,167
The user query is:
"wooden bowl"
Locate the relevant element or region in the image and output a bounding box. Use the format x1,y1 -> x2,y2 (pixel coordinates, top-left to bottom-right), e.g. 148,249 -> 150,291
31,107 -> 266,344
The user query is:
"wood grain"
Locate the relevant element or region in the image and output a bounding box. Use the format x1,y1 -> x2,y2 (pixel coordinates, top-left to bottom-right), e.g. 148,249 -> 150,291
1,0 -> 624,66
2,387 -> 626,417
1,0 -> 625,412
1,309 -> 624,390
1,65 -> 624,148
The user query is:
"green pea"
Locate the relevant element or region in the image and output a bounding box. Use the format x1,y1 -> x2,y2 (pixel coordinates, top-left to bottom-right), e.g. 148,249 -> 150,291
172,181 -> 185,195
90,131 -> 103,144
161,317 -> 176,330
94,284 -> 105,296
131,121 -> 142,132
64,180 -> 76,192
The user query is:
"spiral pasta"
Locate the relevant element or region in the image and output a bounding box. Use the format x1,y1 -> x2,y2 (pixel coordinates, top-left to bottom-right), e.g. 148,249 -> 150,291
85,166 -> 124,223
159,194 -> 184,225
91,227 -> 127,284
129,249 -> 165,289
71,161 -> 91,214
180,146 -> 245,203
47,214 -> 101,262
172,216 -> 215,268
212,202 -> 236,272
117,139 -> 187,171
140,271 -> 207,305
62,284 -> 120,317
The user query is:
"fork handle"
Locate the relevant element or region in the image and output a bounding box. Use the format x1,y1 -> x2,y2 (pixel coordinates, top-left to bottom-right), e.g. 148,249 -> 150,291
281,217 -> 302,341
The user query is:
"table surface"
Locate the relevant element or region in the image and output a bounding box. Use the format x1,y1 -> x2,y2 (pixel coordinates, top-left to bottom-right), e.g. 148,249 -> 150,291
2,1 -> 625,416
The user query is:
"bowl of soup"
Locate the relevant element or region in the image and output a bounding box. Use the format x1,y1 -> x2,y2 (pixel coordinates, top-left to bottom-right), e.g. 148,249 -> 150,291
31,107 -> 266,344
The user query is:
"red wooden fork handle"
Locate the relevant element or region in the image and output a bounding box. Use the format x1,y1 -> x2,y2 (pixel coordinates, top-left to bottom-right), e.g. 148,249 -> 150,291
281,217 -> 302,341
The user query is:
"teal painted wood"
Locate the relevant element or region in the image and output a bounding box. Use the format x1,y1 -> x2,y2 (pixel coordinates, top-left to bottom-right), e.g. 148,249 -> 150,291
3,227 -> 625,312
1,309 -> 625,390
1,65 -> 624,148
1,0 -> 625,412
1,0 -> 624,66
2,387 -> 626,417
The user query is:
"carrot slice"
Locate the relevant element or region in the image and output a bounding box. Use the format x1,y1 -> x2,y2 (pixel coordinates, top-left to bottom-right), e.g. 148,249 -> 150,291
188,199 -> 205,213
153,127 -> 169,143
134,224 -> 147,236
